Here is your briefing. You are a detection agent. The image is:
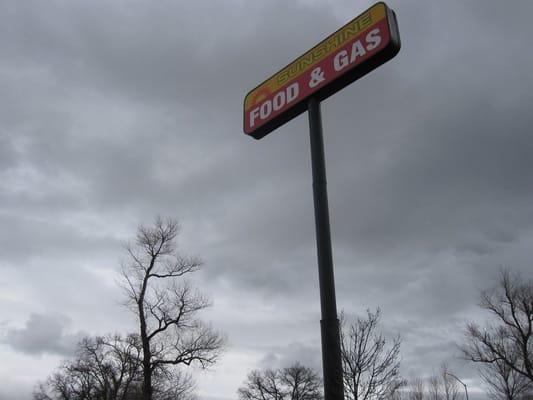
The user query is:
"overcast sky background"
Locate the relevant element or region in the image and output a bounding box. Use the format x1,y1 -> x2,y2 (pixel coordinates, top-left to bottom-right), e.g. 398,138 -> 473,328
1,0 -> 533,399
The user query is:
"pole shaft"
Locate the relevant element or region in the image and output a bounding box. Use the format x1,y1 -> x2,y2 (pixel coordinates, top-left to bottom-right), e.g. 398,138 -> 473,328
307,97 -> 344,400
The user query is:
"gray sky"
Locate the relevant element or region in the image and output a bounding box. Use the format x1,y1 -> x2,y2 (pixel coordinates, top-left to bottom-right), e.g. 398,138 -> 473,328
1,0 -> 532,399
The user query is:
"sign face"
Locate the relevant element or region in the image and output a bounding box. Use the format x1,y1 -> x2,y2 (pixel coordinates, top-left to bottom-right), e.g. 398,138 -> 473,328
243,2 -> 400,140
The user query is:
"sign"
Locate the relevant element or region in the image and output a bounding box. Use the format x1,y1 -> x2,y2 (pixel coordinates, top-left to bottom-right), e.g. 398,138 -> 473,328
243,2 -> 400,140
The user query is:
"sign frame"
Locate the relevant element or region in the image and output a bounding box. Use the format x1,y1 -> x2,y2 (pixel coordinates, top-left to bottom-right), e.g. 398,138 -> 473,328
243,2 -> 400,140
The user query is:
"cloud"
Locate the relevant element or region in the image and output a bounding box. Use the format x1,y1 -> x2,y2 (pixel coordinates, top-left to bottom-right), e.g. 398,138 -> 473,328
258,342 -> 322,372
2,313 -> 85,357
0,0 -> 533,398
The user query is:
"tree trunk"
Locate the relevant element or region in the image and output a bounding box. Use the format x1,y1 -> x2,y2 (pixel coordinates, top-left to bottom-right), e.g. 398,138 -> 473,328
142,357 -> 152,400
139,293 -> 152,400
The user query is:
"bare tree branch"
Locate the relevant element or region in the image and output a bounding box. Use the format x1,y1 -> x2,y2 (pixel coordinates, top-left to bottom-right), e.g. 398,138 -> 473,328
120,217 -> 225,400
462,269 -> 533,384
33,334 -> 144,400
340,308 -> 405,400
408,377 -> 425,400
480,356 -> 533,400
238,363 -> 322,400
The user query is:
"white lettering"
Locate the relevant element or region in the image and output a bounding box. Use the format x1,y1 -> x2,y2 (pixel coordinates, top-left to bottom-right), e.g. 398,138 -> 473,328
333,50 -> 349,72
260,101 -> 272,120
350,40 -> 366,63
365,28 -> 382,51
286,82 -> 299,103
272,91 -> 285,111
250,107 -> 260,127
250,82 -> 300,127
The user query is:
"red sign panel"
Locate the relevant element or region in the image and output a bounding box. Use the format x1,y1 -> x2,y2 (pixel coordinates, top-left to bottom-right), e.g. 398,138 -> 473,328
243,2 -> 400,139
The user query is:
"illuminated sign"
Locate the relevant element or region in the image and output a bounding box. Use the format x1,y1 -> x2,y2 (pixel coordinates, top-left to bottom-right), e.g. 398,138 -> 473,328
243,2 -> 400,139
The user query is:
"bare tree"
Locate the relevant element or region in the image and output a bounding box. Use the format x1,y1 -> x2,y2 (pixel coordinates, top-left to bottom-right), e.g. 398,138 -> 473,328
238,363 -> 322,400
120,217 -> 225,400
440,365 -> 460,400
462,269 -> 533,383
480,357 -> 532,400
408,377 -> 425,400
340,308 -> 405,400
34,333 -> 196,400
150,367 -> 196,400
33,333 -> 144,400
425,365 -> 463,400
428,376 -> 441,400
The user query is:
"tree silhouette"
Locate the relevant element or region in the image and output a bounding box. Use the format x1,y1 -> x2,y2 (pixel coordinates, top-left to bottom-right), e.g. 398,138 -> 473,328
121,217 -> 225,400
340,308 -> 405,400
238,363 -> 322,400
462,269 -> 533,384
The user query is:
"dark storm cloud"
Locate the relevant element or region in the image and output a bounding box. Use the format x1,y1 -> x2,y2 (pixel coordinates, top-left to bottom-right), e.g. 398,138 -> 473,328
0,214 -> 122,263
2,313 -> 85,356
1,0 -> 324,226
327,74 -> 533,257
0,135 -> 17,170
259,342 -> 322,372
200,0 -> 533,296
0,0 -> 338,110
1,0 -> 533,398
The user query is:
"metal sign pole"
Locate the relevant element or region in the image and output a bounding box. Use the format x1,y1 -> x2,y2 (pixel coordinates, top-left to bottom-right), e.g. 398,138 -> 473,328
307,97 -> 344,400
